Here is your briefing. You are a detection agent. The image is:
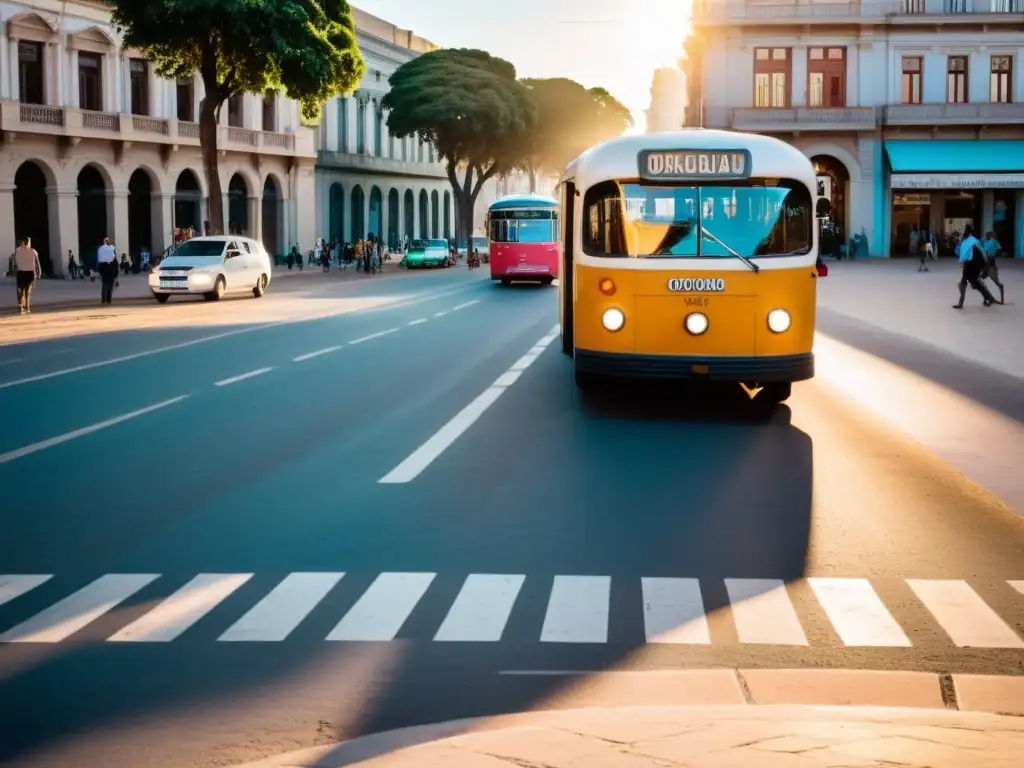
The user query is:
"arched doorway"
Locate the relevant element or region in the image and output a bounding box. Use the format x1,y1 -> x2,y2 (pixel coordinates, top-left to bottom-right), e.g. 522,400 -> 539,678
262,176 -> 281,255
329,183 -> 344,243
811,155 -> 849,258
174,170 -> 202,233
418,189 -> 428,239
387,189 -> 399,249
430,190 -> 440,238
443,192 -> 452,240
77,165 -> 107,270
403,189 -> 414,245
128,169 -> 153,262
369,186 -> 383,243
14,161 -> 51,275
350,185 -> 365,241
227,174 -> 248,235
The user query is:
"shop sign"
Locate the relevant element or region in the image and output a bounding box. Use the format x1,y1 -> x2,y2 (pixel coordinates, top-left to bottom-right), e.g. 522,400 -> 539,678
891,173 -> 1024,190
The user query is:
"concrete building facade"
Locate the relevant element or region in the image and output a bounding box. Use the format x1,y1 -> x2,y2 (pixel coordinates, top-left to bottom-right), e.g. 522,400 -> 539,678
686,0 -> 1024,257
645,67 -> 688,132
1,0 -> 317,276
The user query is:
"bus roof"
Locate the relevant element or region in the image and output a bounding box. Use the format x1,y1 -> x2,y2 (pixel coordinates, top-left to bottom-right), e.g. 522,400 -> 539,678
560,129 -> 817,191
488,193 -> 558,211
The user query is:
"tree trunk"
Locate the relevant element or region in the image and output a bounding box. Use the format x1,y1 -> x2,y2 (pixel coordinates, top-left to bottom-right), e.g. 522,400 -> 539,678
199,94 -> 224,235
446,160 -> 498,252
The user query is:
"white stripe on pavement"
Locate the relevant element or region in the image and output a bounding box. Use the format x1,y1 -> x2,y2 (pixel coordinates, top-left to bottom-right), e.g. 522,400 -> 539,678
349,328 -> 399,345
641,577 -> 711,644
214,368 -> 273,387
0,396 -> 189,465
541,576 -> 610,643
407,319 -> 428,326
452,300 -> 479,311
293,346 -> 343,362
326,572 -> 435,641
0,575 -> 52,608
433,311 -> 449,317
434,574 -> 525,642
0,574 -> 159,642
109,574 -> 252,642
907,579 -> 1024,648
725,579 -> 808,645
219,573 -> 344,642
809,578 -> 911,647
378,325 -> 559,484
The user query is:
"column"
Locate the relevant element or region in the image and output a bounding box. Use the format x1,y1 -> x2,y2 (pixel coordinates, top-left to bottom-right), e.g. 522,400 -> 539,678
153,193 -> 174,254
322,99 -> 335,151
0,184 -> 16,256
120,56 -> 130,113
65,41 -> 76,106
8,37 -> 19,102
847,45 -> 859,107
45,42 -> 57,105
0,34 -> 8,100
981,189 -> 995,235
791,45 -> 807,107
107,190 -> 130,259
54,39 -> 64,108
363,98 -> 373,155
47,187 -> 78,277
247,196 -> 262,241
346,96 -> 357,153
412,189 -> 420,237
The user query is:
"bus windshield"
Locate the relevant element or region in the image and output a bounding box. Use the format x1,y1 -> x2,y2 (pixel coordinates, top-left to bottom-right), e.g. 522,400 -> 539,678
582,179 -> 812,259
489,209 -> 557,244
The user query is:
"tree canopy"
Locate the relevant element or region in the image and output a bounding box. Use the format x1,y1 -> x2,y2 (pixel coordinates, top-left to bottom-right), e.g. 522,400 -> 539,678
383,48 -> 536,245
110,0 -> 365,238
519,78 -> 633,188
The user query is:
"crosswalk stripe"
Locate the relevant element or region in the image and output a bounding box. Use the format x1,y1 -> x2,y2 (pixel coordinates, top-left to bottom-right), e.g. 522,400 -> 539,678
541,576 -> 610,643
809,578 -> 911,647
725,578 -> 808,645
326,572 -> 435,641
109,574 -> 252,642
907,579 -> 1024,648
0,574 -> 158,643
0,575 -> 52,607
641,577 -> 711,644
219,573 -> 344,642
434,574 -> 525,642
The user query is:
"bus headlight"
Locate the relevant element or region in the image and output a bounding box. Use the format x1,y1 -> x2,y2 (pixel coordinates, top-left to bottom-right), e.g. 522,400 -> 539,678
767,308 -> 791,333
601,307 -> 625,332
685,312 -> 708,335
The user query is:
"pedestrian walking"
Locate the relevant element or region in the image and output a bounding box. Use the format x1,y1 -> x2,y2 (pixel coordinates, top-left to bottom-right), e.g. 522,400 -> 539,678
953,226 -> 998,309
96,237 -> 118,305
13,237 -> 42,315
981,231 -> 1006,305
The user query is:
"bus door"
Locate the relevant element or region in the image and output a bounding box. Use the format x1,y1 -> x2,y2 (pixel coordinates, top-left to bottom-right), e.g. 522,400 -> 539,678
560,180 -> 576,356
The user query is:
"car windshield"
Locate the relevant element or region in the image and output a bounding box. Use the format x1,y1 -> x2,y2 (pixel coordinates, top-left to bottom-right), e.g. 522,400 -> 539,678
582,179 -> 813,259
172,240 -> 227,258
428,239 -> 448,249
409,239 -> 428,250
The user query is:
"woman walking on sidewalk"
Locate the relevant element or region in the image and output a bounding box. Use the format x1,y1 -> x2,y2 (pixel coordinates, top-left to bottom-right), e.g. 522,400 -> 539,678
13,237 -> 42,315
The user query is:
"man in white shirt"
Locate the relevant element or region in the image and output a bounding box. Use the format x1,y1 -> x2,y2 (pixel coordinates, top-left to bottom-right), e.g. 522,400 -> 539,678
96,237 -> 117,304
12,237 -> 42,314
954,226 -> 997,309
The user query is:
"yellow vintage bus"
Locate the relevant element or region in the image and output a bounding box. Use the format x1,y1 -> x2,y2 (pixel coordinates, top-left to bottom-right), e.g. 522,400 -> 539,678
558,129 -> 823,404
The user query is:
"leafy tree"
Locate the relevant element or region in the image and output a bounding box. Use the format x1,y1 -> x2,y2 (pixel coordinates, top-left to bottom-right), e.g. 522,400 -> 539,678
383,49 -> 536,247
518,78 -> 633,192
110,0 -> 365,237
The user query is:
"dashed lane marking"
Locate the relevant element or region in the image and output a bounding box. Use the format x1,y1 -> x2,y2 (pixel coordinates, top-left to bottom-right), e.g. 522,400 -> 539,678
349,328 -> 399,345
293,346 -> 343,362
407,319 -> 427,326
214,367 -> 274,387
452,300 -> 479,311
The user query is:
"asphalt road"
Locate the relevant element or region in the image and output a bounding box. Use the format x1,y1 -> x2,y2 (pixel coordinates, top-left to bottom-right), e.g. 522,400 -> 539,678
1,264 -> 1022,768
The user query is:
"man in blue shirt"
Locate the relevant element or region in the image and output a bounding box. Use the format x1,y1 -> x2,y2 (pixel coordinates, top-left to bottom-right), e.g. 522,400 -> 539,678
982,231 -> 1005,305
953,226 -> 998,309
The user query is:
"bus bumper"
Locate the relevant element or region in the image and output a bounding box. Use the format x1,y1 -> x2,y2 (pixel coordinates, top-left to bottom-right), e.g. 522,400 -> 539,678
574,350 -> 814,383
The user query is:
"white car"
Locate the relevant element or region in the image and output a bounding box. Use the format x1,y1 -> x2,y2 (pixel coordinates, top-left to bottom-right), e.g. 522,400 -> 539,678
149,235 -> 273,303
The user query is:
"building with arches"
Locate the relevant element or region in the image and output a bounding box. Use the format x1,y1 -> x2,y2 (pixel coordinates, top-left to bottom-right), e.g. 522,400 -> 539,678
315,8 -> 454,250
686,0 -> 1024,258
0,0 -> 316,276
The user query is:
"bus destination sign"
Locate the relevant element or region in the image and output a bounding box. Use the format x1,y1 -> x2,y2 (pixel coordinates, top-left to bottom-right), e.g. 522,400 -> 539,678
639,149 -> 752,180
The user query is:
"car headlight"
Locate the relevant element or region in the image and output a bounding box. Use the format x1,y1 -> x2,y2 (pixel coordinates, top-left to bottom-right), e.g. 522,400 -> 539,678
601,307 -> 625,332
767,308 -> 791,333
190,272 -> 213,285
685,312 -> 708,335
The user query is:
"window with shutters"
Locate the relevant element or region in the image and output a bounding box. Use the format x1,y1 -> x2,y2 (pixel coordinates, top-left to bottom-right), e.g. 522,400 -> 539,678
947,56 -> 968,103
990,55 -> 1012,103
753,48 -> 790,108
807,47 -> 846,107
901,56 -> 922,105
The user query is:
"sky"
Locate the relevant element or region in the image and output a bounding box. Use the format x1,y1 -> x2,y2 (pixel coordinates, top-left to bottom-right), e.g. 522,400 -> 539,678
353,0 -> 693,132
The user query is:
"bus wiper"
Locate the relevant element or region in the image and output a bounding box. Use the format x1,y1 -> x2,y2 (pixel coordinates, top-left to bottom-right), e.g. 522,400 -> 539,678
700,226 -> 759,273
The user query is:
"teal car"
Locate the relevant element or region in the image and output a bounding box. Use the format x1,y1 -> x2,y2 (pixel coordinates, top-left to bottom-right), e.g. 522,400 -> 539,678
404,238 -> 449,268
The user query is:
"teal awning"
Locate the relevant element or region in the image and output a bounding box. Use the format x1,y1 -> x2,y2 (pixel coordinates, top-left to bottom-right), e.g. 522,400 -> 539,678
885,140 -> 1024,173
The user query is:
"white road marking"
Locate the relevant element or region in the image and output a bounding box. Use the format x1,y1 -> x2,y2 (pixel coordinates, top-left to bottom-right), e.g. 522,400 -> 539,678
492,371 -> 522,387
0,574 -> 158,642
326,572 -> 435,641
219,573 -> 344,642
0,358 -> 25,368
725,578 -> 808,645
293,346 -> 343,362
433,311 -> 449,317
452,300 -> 479,311
0,396 -> 189,465
407,318 -> 428,326
349,328 -> 399,345
809,577 -> 911,647
509,353 -> 540,371
109,573 -> 252,642
214,367 -> 273,387
641,577 -> 711,644
434,574 -> 525,642
0,575 -> 52,607
907,579 -> 1024,648
378,325 -> 558,484
541,576 -> 610,643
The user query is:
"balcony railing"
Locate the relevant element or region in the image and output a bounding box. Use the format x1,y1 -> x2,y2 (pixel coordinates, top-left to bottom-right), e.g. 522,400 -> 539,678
0,101 -> 307,156
884,102 -> 1024,124
897,0 -> 1024,11
693,0 -> 1023,20
726,106 -> 878,131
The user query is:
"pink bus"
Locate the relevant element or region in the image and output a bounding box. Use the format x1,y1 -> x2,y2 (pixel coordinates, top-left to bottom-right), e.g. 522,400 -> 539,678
487,194 -> 559,285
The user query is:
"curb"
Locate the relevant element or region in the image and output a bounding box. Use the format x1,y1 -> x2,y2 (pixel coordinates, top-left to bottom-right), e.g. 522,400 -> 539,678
232,669 -> 1024,768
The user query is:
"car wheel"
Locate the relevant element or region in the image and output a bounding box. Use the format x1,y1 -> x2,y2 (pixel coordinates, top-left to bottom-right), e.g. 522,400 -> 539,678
252,273 -> 268,298
205,276 -> 225,301
154,293 -> 170,304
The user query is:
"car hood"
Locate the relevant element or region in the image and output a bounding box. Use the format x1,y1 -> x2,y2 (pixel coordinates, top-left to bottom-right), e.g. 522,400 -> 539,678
160,255 -> 224,270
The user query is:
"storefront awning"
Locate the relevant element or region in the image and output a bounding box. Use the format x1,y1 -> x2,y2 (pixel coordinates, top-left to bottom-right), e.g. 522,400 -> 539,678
885,140 -> 1024,173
